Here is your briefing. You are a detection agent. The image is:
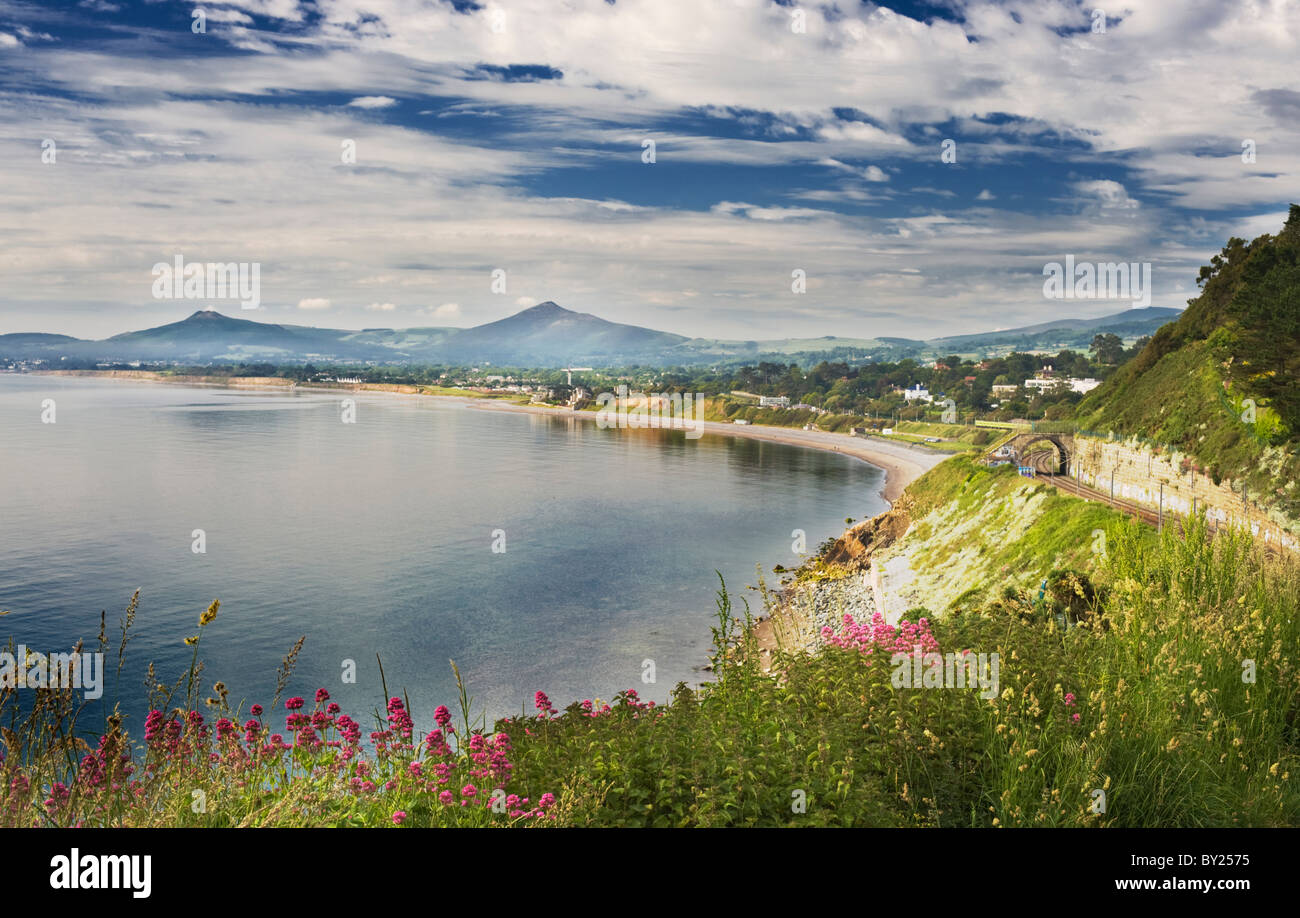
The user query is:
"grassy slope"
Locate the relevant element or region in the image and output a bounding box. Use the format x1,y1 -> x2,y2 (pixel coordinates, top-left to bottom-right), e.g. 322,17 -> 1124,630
879,457 -> 1138,614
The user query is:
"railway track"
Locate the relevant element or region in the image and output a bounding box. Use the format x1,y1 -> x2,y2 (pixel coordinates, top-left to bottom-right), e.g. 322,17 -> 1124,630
1008,448 -> 1288,558
1020,449 -> 1163,525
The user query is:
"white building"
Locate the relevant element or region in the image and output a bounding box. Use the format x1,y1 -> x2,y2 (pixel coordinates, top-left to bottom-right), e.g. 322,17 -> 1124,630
903,385 -> 932,403
1068,378 -> 1101,394
759,396 -> 791,408
1024,378 -> 1061,392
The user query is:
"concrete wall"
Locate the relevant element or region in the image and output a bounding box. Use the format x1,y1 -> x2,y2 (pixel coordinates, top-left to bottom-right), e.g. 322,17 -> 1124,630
1071,436 -> 1299,553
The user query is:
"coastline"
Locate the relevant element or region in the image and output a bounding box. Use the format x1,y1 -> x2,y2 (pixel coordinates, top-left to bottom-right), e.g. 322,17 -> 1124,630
27,370 -> 951,504
451,396 -> 948,505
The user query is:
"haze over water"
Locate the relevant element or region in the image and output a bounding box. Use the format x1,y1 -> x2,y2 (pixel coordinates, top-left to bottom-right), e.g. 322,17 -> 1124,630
0,375 -> 884,729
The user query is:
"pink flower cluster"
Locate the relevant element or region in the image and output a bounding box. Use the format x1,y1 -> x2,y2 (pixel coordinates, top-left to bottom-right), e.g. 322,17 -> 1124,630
11,684 -> 562,826
821,612 -> 941,657
1065,692 -> 1080,723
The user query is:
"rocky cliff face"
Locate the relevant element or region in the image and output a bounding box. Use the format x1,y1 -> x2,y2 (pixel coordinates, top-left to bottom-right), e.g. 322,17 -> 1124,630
820,494 -> 914,570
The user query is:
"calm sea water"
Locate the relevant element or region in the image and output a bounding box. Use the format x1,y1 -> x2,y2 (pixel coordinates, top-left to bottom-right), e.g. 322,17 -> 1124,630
0,374 -> 883,731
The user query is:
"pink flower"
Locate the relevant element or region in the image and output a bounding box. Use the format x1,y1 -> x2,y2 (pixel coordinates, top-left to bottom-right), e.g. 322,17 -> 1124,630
439,790 -> 454,805
315,688 -> 330,703
434,705 -> 452,729
1071,713 -> 1080,723
1064,693 -> 1076,706
250,704 -> 263,717
391,811 -> 406,825
285,697 -> 304,711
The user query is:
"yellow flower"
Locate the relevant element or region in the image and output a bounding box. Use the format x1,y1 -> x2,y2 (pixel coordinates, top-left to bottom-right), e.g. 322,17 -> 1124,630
184,635 -> 199,646
199,599 -> 220,627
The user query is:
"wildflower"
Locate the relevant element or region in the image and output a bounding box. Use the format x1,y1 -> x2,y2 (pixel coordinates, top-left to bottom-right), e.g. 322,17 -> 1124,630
327,702 -> 340,715
1064,693 -> 1076,707
250,704 -> 263,716
199,599 -> 220,627
439,790 -> 454,805
285,697 -> 304,711
1071,713 -> 1080,723
184,636 -> 198,646
392,811 -> 406,826
434,705 -> 452,729
315,688 -> 330,703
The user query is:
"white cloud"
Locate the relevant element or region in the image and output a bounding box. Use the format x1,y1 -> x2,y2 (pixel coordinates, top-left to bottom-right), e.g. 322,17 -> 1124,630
976,189 -> 996,201
203,9 -> 255,25
0,33 -> 20,49
364,302 -> 396,312
1073,180 -> 1140,211
347,96 -> 397,109
297,298 -> 331,310
432,302 -> 462,319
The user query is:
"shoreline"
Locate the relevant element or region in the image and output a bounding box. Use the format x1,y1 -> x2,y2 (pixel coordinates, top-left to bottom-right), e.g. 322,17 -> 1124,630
26,370 -> 950,504
450,396 -> 948,505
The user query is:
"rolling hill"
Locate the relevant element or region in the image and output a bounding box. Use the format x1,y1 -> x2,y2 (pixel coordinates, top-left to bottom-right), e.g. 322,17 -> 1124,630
1,301 -> 1181,368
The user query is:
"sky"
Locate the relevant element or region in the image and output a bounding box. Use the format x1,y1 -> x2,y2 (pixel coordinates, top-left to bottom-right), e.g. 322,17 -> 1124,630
0,0 -> 1297,340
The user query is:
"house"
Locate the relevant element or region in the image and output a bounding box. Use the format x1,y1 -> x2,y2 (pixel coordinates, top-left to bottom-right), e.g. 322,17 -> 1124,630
759,396 -> 791,408
1024,377 -> 1061,392
991,383 -> 1019,396
903,385 -> 932,403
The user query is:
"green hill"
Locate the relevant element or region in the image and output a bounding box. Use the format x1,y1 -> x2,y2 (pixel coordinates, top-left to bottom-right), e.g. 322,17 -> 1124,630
1077,205 -> 1300,520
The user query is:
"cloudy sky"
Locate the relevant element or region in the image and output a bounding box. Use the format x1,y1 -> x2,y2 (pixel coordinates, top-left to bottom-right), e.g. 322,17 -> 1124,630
0,0 -> 1297,339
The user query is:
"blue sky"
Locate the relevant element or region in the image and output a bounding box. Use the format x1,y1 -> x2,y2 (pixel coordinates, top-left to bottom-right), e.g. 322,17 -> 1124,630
0,0 -> 1296,339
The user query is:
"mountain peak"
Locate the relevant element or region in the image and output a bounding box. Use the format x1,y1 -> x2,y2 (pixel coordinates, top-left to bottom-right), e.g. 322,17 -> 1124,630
520,301 -> 569,315
186,310 -> 227,321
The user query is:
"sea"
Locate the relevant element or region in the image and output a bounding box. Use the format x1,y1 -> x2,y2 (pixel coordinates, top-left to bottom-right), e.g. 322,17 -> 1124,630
0,374 -> 884,733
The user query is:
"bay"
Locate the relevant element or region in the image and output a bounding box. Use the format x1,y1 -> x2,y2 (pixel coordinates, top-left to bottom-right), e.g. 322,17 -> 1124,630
0,374 -> 884,731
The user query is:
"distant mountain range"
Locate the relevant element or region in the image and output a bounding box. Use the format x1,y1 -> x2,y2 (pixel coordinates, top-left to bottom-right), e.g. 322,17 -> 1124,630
0,302 -> 1181,367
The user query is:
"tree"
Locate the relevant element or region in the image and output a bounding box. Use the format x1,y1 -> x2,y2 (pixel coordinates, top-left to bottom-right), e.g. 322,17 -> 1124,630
1090,333 -> 1124,365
